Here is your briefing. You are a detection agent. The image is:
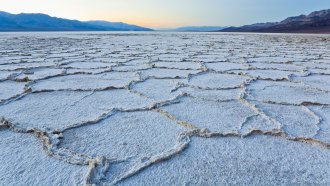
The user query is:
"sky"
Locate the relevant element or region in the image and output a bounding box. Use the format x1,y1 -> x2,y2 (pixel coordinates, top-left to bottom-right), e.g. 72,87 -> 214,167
0,0 -> 329,28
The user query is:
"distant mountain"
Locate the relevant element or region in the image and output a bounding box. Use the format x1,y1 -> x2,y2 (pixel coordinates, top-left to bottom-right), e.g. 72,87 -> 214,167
0,11 -> 153,31
169,26 -> 227,32
86,21 -> 153,31
221,9 -> 330,33
221,23 -> 278,32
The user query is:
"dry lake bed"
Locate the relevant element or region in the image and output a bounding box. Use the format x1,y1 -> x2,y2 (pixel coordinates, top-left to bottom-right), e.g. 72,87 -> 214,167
0,32 -> 330,185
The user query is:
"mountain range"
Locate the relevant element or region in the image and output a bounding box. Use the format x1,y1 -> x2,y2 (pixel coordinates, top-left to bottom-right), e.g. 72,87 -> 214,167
167,26 -> 227,32
221,9 -> 330,33
1,9 -> 330,33
0,11 -> 153,31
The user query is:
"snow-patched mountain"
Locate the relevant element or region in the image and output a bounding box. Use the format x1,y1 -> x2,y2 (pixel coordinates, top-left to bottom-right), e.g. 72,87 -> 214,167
222,9 -> 330,33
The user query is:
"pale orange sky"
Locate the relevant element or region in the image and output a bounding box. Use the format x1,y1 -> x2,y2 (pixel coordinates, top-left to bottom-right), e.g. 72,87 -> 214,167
0,0 -> 329,28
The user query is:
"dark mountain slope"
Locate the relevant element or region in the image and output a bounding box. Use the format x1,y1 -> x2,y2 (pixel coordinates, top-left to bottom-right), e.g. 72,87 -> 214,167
221,9 -> 330,33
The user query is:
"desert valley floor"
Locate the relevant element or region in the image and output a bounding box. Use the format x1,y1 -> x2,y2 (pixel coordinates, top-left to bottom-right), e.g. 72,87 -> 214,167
0,32 -> 330,185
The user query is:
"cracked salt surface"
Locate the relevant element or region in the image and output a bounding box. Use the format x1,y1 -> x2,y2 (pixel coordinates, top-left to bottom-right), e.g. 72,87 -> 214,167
162,97 -> 256,132
0,32 -> 330,185
30,72 -> 139,91
15,68 -> 65,81
247,80 -> 330,105
0,81 -> 26,102
205,62 -> 248,72
131,79 -> 184,101
0,130 -> 86,185
118,135 -> 330,185
60,111 -> 186,182
188,72 -> 249,89
0,90 -> 154,130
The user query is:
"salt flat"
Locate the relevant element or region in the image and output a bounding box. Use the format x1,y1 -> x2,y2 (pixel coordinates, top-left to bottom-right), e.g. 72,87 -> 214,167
0,32 -> 330,185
